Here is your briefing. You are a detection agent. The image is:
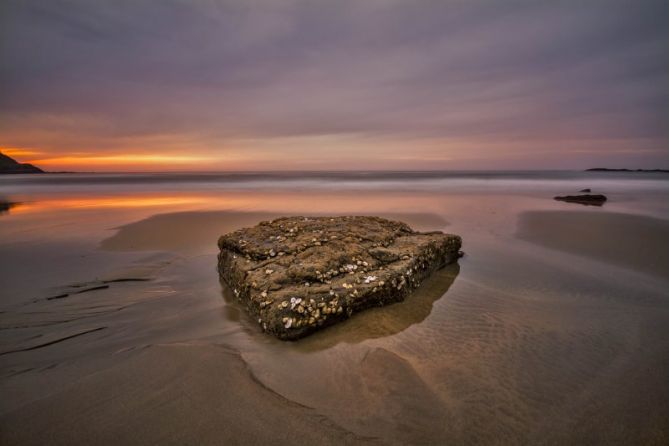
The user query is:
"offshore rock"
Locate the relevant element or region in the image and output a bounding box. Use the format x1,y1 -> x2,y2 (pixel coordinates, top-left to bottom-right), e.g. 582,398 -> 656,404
554,194 -> 607,206
218,216 -> 462,340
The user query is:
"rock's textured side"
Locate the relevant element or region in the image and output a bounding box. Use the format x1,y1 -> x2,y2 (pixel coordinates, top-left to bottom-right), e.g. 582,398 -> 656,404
554,194 -> 607,206
218,216 -> 462,340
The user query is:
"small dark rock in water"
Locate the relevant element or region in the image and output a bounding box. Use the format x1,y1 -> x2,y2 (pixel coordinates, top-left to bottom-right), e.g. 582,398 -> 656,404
579,188 -> 591,193
0,200 -> 21,215
586,168 -> 669,173
218,216 -> 462,340
554,194 -> 607,206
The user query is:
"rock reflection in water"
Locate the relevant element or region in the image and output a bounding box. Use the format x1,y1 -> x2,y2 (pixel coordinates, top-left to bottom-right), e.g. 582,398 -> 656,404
220,263 -> 460,350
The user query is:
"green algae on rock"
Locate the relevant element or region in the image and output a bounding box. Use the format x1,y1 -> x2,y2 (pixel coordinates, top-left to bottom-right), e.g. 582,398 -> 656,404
218,216 -> 462,340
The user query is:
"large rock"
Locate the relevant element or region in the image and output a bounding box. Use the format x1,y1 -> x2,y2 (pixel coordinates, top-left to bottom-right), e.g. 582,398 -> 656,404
218,216 -> 462,340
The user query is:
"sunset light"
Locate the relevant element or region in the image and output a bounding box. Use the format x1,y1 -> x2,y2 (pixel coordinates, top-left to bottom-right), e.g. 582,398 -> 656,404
26,153 -> 219,171
1,1 -> 668,444
1,148 -> 44,157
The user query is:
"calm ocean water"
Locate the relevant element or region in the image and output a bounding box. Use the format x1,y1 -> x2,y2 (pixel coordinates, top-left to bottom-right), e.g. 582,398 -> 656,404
2,170 -> 669,194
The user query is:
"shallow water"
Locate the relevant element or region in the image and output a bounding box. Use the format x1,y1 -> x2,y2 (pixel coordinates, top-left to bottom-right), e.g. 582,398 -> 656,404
1,171 -> 668,445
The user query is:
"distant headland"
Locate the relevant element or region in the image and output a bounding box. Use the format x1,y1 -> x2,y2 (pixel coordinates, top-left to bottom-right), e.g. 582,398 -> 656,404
586,168 -> 669,173
0,152 -> 44,174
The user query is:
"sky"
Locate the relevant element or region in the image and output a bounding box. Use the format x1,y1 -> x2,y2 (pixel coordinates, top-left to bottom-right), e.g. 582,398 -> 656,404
1,0 -> 667,171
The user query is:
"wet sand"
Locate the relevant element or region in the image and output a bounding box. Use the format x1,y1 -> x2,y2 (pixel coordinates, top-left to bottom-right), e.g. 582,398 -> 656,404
100,210 -> 449,253
1,344 -> 369,446
2,179 -> 669,445
517,210 -> 669,279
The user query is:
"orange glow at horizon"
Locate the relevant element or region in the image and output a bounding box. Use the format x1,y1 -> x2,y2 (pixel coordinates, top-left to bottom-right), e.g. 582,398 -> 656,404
29,154 -> 215,166
2,147 -> 44,157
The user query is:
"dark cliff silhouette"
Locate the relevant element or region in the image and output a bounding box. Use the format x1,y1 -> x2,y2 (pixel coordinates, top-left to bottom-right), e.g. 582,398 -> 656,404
0,152 -> 44,174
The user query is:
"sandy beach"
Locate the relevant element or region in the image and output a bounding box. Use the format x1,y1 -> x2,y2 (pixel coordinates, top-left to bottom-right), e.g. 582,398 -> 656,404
517,210 -> 669,279
1,172 -> 669,445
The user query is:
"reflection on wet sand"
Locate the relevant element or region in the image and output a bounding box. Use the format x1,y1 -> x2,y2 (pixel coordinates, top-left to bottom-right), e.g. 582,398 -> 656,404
220,264 -> 460,351
4,195 -> 216,214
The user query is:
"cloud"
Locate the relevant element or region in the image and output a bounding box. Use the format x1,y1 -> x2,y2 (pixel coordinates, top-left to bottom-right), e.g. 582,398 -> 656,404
0,0 -> 667,169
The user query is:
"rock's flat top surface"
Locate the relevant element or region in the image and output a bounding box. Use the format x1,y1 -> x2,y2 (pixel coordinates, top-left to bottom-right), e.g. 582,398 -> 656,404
218,216 -> 462,340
